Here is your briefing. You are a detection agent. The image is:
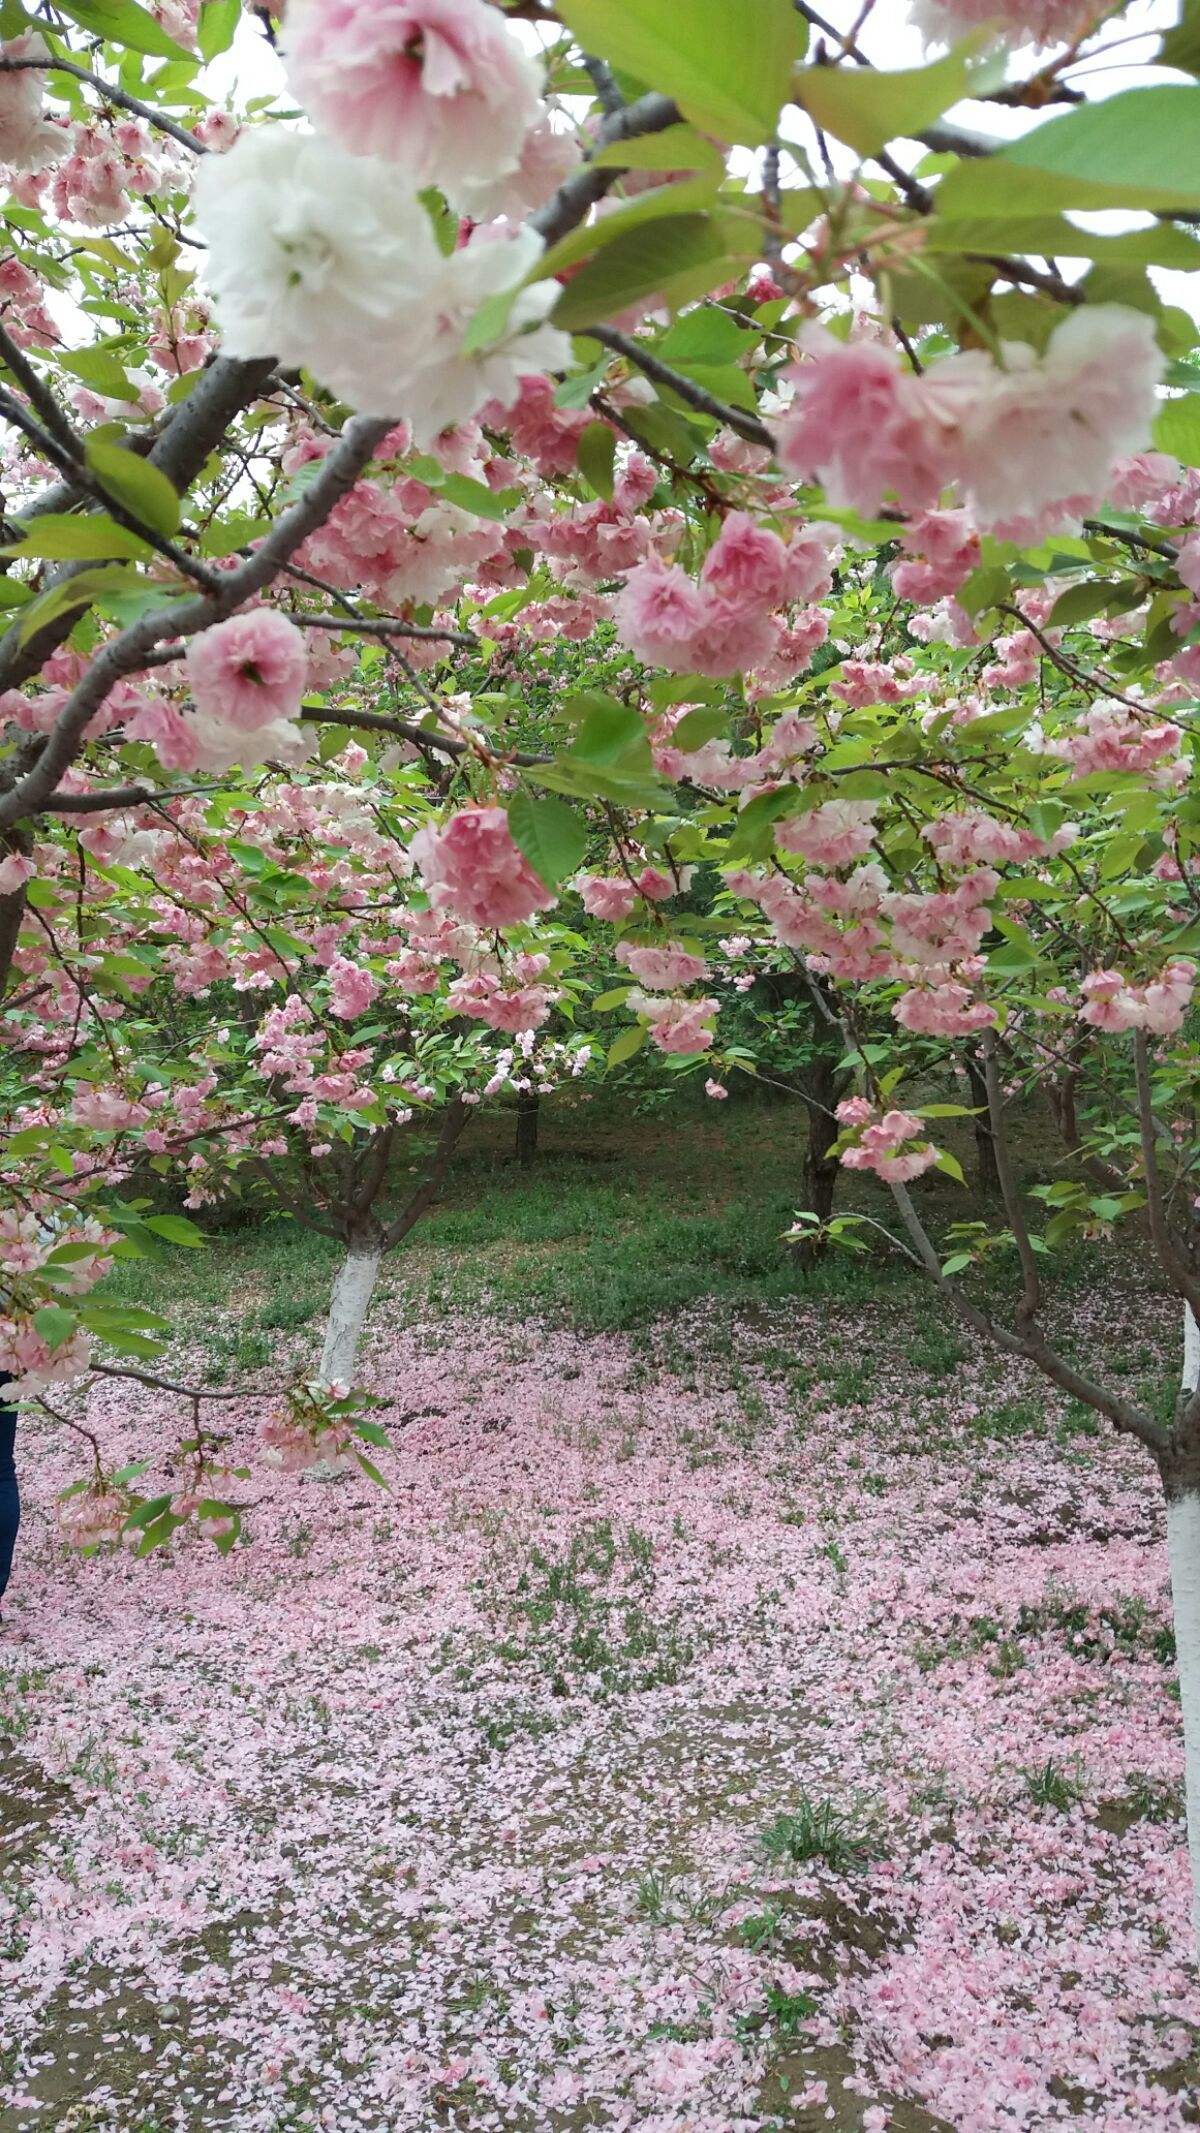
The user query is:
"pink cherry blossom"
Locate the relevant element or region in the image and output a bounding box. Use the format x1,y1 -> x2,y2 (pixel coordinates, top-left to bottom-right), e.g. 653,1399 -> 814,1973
412,806 -> 556,928
327,956 -> 379,1020
577,875 -> 639,922
282,0 -> 544,193
184,610 -> 309,735
776,800 -> 878,870
615,940 -> 709,991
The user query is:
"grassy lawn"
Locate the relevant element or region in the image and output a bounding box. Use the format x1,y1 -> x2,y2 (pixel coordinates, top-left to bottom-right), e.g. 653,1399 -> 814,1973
100,1090 -> 910,1370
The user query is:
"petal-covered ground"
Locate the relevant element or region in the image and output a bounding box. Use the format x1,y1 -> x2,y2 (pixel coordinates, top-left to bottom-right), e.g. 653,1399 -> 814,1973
1,1285 -> 1197,2132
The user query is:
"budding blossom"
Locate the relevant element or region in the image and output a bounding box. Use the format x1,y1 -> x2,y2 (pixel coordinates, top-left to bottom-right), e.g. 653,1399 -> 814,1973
836,1098 -> 940,1183
0,852 -> 35,894
281,0 -> 544,198
447,966 -> 555,1033
614,516 -> 834,679
923,812 -> 1077,868
894,980 -> 997,1036
1044,705 -> 1187,788
412,806 -> 555,928
327,957 -> 380,1020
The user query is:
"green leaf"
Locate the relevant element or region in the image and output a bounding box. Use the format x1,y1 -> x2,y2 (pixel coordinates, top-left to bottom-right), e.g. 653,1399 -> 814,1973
956,564 -> 1011,618
670,703 -> 728,750
1154,392 -> 1200,465
922,213 -> 1200,270
554,213 -> 737,331
607,1024 -> 648,1066
17,563 -> 142,644
197,0 -> 239,55
59,0 -> 189,56
1161,0 -> 1200,77
554,0 -> 806,146
590,123 -> 725,175
565,694 -> 652,772
33,1304 -> 77,1351
438,472 -> 519,520
141,1213 -> 205,1247
797,42 -> 988,159
576,420 -> 616,501
124,1494 -> 173,1530
593,985 -> 632,1010
55,346 -> 138,400
1045,581 -> 1117,629
935,86 -> 1200,218
934,1151 -> 966,1185
723,785 -> 802,861
3,513 -> 150,562
539,174 -> 723,277
85,438 -> 181,536
353,1419 -> 393,1449
656,308 -> 759,366
506,790 -> 589,889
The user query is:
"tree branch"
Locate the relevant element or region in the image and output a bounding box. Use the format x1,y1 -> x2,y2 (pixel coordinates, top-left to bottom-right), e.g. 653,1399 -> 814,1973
0,414 -> 391,827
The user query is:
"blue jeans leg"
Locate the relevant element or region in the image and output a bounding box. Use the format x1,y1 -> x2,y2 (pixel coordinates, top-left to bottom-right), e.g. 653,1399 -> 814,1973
0,1379 -> 18,1603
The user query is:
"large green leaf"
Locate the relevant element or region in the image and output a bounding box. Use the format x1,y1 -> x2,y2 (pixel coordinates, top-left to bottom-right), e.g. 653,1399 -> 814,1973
1161,0 -> 1200,77
1154,392 -> 1200,464
590,123 -> 724,175
563,693 -> 652,773
538,176 -> 722,280
935,87 -> 1200,218
17,563 -> 143,643
438,472 -> 519,520
85,437 -> 182,537
797,44 -> 986,158
922,213 -> 1200,271
197,0 -> 240,59
576,420 -> 616,500
554,0 -> 805,146
58,0 -> 190,57
507,791 -> 589,889
3,513 -> 150,561
551,214 -> 738,330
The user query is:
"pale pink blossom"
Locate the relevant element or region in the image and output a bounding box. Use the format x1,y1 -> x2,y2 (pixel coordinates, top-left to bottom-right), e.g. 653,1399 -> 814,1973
776,799 -> 877,870
912,0 -> 1102,49
185,611 -> 308,734
615,941 -> 709,991
412,806 -> 555,928
327,957 -> 380,1020
282,0 -> 544,195
577,875 -> 639,922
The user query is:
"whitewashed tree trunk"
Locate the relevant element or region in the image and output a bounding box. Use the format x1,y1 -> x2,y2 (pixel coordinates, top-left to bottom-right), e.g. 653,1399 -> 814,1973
318,1240 -> 382,1388
1166,1301 -> 1200,1950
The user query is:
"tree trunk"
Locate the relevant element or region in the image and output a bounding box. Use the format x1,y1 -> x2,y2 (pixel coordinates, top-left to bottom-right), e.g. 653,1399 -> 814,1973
797,1044 -> 843,1264
1165,1301 -> 1200,1949
965,1047 -> 1001,1197
318,1238 -> 383,1388
516,1087 -> 539,1168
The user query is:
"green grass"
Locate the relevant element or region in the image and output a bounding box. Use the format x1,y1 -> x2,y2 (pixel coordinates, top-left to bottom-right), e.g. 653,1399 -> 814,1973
95,1090 -> 1169,1408
100,1096 -> 913,1352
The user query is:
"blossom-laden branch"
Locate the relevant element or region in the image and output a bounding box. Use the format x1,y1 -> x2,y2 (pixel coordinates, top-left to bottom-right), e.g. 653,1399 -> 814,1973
0,414 -> 391,828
